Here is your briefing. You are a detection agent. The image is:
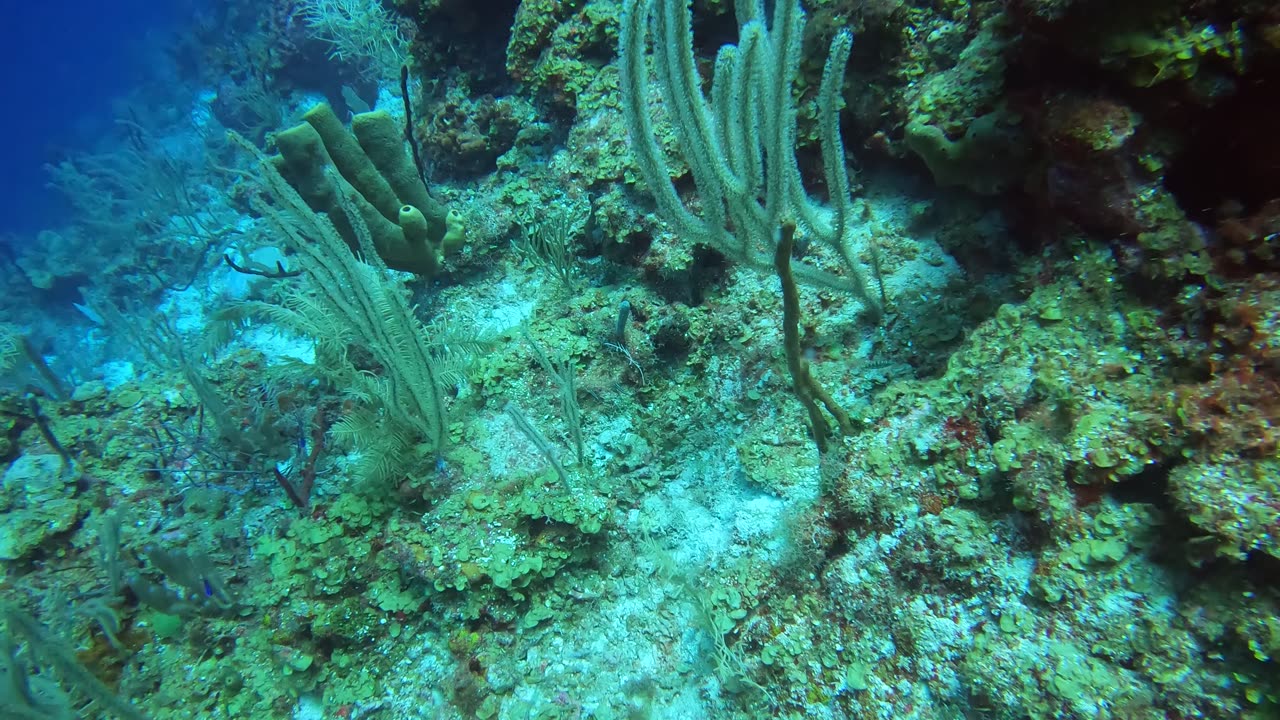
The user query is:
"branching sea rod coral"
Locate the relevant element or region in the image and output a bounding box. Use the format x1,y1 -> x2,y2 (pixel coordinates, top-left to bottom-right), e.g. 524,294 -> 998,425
619,0 -> 884,321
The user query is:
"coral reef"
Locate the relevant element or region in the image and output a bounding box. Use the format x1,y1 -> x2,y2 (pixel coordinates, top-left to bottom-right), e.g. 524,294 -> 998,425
1,0 -> 1278,718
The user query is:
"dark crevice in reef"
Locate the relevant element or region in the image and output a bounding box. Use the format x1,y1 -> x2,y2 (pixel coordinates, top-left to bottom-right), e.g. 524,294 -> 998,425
1164,54 -> 1280,221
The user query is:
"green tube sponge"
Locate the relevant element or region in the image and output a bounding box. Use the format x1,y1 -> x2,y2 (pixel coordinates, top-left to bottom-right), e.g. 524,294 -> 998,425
274,122 -> 331,196
267,103 -> 458,276
398,204 -> 431,246
398,205 -> 441,275
332,178 -> 415,268
441,208 -> 467,255
303,104 -> 402,222
273,122 -> 357,243
353,110 -> 447,236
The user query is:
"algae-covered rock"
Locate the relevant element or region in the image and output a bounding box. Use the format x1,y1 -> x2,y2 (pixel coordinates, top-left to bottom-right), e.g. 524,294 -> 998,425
0,453 -> 83,560
1170,458 -> 1280,561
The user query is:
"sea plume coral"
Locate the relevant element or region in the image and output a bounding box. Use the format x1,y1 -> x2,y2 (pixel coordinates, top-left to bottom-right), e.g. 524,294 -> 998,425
298,0 -> 408,76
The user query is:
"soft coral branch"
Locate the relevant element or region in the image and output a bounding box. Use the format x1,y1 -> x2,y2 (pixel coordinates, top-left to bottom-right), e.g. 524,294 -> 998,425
274,405 -> 331,509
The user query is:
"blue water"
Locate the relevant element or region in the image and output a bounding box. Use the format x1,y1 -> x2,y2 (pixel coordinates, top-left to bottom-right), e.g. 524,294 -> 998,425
0,0 -> 195,236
